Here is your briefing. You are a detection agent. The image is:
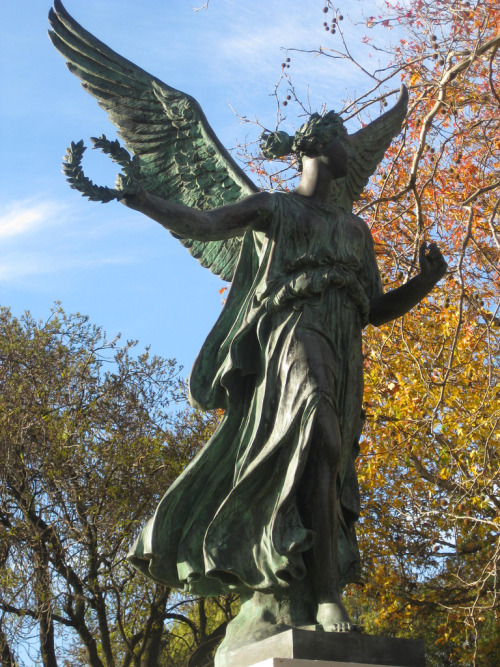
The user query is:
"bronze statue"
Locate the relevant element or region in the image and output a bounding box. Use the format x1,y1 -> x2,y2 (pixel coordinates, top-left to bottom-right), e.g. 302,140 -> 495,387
49,0 -> 447,658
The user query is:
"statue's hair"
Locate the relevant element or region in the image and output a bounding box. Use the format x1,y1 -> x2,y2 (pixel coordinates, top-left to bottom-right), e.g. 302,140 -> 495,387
260,111 -> 347,160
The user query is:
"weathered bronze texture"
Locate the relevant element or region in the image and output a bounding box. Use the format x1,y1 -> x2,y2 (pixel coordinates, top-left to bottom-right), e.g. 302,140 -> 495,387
49,0 -> 446,655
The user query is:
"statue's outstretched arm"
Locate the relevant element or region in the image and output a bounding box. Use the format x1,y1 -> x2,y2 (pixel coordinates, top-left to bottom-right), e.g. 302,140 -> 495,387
369,242 -> 447,327
122,186 -> 272,242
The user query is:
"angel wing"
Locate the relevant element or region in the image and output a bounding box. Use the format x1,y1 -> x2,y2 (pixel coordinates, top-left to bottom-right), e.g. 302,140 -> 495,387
341,86 -> 409,211
48,0 -> 258,282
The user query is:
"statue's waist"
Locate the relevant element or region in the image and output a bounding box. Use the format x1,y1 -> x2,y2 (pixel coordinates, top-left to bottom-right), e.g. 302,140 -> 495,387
256,264 -> 370,323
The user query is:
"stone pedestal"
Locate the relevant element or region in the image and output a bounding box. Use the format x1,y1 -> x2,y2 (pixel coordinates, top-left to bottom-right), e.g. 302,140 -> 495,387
215,628 -> 425,667
248,661 -> 415,667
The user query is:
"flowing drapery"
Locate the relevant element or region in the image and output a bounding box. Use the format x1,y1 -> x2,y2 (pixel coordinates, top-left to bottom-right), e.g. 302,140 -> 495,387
129,193 -> 383,595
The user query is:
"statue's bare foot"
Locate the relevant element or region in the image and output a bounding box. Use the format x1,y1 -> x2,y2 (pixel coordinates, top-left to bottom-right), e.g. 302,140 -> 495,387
322,620 -> 362,632
317,600 -> 361,633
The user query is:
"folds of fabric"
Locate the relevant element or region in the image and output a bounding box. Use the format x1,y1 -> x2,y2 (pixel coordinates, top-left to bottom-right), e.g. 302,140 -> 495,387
129,193 -> 383,594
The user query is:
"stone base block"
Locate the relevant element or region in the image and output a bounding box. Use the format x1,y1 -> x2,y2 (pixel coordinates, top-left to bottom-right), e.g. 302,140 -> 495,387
249,660 -> 412,667
216,628 -> 425,667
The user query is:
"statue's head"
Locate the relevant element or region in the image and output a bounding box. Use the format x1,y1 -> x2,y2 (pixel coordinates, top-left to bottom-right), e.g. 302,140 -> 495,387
260,111 -> 347,165
292,111 -> 347,157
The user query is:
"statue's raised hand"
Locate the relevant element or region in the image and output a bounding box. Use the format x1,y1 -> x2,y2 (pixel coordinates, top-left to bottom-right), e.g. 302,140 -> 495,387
115,172 -> 144,206
419,242 -> 448,285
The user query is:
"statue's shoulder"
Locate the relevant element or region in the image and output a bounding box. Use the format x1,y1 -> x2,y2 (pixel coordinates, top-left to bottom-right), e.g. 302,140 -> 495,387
351,213 -> 373,238
265,189 -> 295,215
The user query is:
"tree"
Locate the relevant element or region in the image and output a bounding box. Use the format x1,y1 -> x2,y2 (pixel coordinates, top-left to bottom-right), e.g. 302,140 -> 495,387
0,305 -> 233,666
4,1 -> 499,664
236,1 -> 500,664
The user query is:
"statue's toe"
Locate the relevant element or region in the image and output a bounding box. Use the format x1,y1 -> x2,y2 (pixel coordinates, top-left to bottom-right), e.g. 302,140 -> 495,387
322,621 -> 363,633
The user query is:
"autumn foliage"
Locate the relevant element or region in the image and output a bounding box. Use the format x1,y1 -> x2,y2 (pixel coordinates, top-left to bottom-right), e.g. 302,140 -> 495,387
0,307 -> 232,666
1,1 -> 498,665
246,1 -> 500,664
296,2 -> 499,664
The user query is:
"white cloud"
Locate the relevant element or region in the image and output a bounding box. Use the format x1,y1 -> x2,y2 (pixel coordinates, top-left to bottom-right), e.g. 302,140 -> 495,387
0,200 -> 65,239
0,198 -> 138,284
199,0 -> 392,125
0,251 -> 131,282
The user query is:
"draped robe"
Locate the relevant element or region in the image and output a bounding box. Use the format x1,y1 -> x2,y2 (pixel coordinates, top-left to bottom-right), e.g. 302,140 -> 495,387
129,192 -> 383,595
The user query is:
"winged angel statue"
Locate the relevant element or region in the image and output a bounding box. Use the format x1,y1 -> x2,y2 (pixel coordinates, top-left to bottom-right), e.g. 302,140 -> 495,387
49,0 -> 447,656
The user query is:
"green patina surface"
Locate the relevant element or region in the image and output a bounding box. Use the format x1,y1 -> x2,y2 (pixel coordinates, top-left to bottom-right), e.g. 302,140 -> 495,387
49,1 -> 428,658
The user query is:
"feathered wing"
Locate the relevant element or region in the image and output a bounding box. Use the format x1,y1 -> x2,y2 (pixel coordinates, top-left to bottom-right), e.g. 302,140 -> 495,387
342,85 -> 409,209
48,0 -> 258,282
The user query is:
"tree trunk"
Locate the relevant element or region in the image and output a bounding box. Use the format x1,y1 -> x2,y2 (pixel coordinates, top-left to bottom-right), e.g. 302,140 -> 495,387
187,622 -> 227,667
71,599 -> 106,667
34,545 -> 58,667
139,586 -> 170,667
0,626 -> 15,667
39,612 -> 57,667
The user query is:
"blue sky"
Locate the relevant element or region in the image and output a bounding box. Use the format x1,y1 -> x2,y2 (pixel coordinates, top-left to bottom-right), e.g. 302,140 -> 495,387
1,0 -> 385,375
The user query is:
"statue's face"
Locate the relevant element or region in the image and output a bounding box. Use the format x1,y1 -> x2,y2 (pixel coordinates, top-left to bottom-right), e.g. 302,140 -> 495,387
322,138 -> 348,179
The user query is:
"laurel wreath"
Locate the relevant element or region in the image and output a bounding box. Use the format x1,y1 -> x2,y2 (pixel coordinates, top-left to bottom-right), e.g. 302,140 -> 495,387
62,135 -> 140,203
